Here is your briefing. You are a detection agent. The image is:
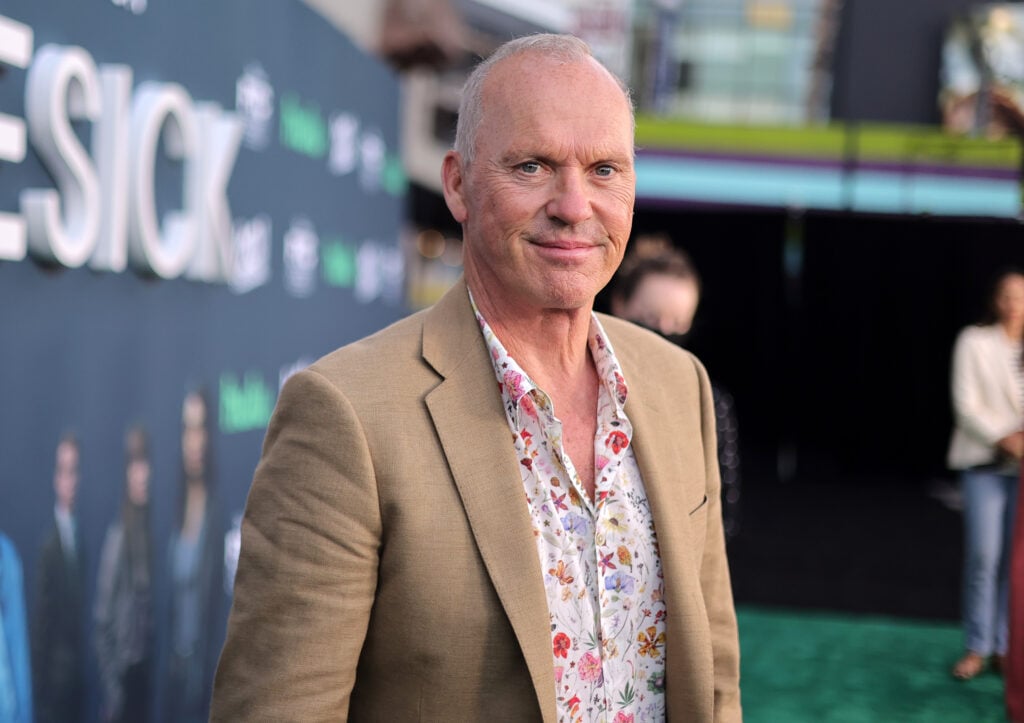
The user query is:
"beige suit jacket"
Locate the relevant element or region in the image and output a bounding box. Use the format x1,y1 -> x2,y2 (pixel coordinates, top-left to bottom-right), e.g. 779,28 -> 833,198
211,279 -> 741,722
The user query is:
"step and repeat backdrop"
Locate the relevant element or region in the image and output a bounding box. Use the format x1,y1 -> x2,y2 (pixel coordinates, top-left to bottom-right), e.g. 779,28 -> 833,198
0,2 -> 406,721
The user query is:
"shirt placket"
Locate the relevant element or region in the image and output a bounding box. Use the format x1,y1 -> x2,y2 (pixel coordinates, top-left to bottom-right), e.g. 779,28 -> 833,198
473,298 -> 664,722
525,390 -> 612,719
592,382 -> 636,717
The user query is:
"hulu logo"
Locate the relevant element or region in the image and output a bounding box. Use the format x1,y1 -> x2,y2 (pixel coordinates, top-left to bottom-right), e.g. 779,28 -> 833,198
220,372 -> 274,433
279,93 -> 327,159
322,238 -> 356,288
382,154 -> 407,197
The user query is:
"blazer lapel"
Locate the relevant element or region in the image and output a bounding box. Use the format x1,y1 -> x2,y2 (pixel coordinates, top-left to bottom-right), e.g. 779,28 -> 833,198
613,331 -> 713,719
422,279 -> 558,722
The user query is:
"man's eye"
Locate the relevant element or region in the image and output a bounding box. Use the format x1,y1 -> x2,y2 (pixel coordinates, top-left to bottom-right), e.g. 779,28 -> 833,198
519,161 -> 541,174
595,165 -> 615,177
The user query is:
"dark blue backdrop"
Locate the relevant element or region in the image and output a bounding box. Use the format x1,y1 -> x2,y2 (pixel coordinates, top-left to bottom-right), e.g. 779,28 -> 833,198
0,2 -> 407,720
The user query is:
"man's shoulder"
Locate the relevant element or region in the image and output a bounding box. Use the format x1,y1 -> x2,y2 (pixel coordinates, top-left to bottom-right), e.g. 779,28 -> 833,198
597,313 -> 703,375
281,307 -> 447,409
311,308 -> 429,379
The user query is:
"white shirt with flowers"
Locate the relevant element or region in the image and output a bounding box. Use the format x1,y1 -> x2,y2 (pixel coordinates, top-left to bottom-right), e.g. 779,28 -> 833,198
472,295 -> 667,723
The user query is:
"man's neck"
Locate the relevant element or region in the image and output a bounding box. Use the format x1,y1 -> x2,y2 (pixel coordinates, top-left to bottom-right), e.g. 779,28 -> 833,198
468,281 -> 594,391
468,279 -> 602,499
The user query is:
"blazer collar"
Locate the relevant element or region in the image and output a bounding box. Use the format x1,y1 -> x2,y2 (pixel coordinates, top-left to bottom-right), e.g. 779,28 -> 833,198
605,319 -> 712,717
422,278 -> 559,722
422,286 -> 707,720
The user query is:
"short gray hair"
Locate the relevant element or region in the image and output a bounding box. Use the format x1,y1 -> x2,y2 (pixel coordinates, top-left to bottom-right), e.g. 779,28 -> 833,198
453,34 -> 634,163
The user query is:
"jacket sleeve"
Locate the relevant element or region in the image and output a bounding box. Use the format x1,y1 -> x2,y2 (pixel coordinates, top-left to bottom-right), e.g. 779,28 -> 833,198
695,361 -> 742,722
951,328 -> 1019,447
210,367 -> 382,722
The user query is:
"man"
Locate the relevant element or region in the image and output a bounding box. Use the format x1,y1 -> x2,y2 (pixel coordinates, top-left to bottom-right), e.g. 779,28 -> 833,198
32,433 -> 86,723
212,34 -> 740,722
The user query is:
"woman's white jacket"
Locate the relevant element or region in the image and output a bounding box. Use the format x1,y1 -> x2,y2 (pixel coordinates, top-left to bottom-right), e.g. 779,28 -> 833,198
948,323 -> 1024,470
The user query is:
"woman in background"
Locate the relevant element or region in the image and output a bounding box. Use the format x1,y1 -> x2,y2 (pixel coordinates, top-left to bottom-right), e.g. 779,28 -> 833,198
94,425 -> 154,722
165,389 -> 224,722
949,269 -> 1024,679
609,236 -> 742,540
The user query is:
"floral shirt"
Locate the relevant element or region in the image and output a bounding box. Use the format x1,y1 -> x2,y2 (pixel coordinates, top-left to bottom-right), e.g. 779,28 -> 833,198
472,295 -> 667,723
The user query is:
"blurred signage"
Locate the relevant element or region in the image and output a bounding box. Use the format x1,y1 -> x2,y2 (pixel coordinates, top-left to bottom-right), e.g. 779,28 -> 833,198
1,37 -> 242,281
635,0 -> 842,124
0,2 -> 407,721
635,116 -> 1022,218
940,4 -> 1024,140
567,0 -> 634,81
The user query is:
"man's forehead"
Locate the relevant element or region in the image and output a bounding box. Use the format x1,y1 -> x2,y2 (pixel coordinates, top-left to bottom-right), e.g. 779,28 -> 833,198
486,52 -> 615,97
481,59 -> 631,130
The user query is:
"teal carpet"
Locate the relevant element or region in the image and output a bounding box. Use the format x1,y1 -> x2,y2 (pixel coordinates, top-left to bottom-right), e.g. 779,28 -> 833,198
739,607 -> 1006,722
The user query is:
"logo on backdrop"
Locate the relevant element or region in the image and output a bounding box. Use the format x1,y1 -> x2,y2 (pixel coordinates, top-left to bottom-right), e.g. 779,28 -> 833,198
235,63 -> 274,152
328,112 -> 358,176
229,214 -> 272,295
110,0 -> 147,15
355,240 -> 404,305
282,217 -> 319,298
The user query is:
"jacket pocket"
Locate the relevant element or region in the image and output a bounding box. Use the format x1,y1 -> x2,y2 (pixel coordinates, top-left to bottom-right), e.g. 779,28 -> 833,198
687,494 -> 708,550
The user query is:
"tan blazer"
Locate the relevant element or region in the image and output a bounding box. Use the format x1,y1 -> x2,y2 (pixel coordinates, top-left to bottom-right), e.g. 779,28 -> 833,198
948,324 -> 1024,470
211,279 -> 741,722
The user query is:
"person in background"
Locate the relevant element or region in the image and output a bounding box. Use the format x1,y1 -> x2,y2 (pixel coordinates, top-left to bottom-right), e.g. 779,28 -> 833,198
212,33 -> 740,721
0,531 -> 32,723
31,432 -> 86,723
95,425 -> 155,723
948,269 -> 1024,679
165,390 -> 224,723
610,237 -> 742,540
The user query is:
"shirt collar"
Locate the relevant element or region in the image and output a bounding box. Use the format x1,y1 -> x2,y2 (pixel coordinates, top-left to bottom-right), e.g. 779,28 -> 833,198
468,288 -> 630,415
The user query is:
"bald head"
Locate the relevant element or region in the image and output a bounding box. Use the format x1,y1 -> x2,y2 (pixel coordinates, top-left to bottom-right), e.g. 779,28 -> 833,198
453,34 -> 634,164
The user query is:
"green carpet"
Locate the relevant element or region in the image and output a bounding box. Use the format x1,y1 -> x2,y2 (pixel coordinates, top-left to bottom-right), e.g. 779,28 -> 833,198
738,607 -> 1006,722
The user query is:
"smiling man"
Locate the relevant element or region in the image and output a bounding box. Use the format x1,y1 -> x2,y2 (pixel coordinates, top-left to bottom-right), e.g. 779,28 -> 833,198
212,34 -> 740,722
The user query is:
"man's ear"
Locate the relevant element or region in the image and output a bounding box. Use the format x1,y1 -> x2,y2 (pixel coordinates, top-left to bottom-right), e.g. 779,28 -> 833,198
441,151 -> 468,223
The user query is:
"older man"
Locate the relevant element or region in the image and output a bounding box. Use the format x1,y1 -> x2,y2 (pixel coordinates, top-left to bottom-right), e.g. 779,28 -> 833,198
212,34 -> 740,722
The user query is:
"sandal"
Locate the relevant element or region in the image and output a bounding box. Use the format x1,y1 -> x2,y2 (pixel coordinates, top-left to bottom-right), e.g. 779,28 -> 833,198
952,652 -> 987,680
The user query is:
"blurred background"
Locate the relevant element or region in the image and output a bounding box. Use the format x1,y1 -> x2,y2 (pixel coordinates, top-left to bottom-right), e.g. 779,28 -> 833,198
1,1 -> 1022,721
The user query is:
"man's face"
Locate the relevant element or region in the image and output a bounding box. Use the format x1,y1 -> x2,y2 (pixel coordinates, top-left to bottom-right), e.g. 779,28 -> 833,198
443,53 -> 635,313
54,440 -> 79,511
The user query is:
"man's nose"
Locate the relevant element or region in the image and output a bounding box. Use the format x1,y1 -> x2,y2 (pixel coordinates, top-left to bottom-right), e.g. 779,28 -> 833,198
545,168 -> 593,226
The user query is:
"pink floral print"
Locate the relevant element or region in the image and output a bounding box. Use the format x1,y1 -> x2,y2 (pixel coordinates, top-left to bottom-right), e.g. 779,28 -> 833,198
472,292 -> 668,723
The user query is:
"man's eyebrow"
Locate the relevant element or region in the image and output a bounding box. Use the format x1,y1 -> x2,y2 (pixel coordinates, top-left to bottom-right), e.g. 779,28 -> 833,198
498,150 -> 632,167
499,149 -> 536,164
